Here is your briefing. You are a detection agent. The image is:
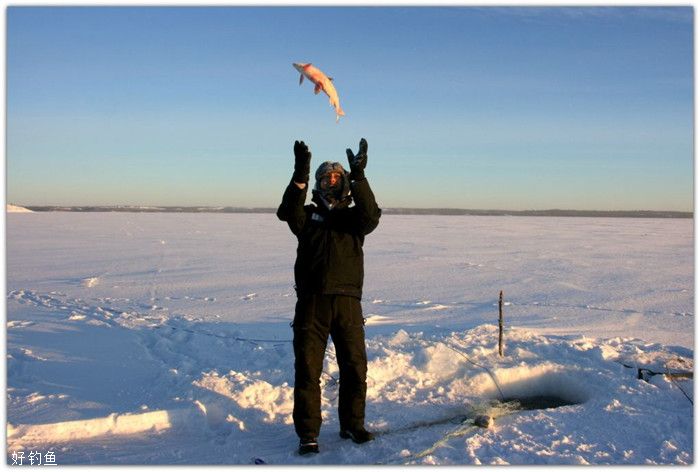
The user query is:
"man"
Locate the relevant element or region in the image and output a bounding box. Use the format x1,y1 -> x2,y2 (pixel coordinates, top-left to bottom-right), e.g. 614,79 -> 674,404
277,138 -> 382,455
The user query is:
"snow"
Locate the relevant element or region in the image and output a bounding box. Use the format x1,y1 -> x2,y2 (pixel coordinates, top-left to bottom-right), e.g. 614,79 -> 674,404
5,213 -> 694,465
6,204 -> 33,213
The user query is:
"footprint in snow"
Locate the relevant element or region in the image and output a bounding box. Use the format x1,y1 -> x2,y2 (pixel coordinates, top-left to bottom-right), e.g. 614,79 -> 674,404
7,320 -> 35,329
182,295 -> 216,302
424,304 -> 449,311
364,315 -> 394,326
10,348 -> 48,362
82,277 -> 100,288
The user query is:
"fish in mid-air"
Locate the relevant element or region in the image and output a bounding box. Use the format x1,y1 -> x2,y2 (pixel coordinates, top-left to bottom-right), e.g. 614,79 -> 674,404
293,62 -> 345,122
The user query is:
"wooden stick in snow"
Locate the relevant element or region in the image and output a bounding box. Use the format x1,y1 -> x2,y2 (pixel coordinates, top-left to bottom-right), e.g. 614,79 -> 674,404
498,290 -> 504,357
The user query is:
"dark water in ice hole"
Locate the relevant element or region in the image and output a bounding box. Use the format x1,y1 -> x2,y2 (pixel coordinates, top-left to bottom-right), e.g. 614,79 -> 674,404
501,395 -> 581,410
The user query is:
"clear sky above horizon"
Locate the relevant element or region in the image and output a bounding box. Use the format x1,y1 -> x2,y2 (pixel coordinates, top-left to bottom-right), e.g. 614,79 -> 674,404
7,6 -> 694,211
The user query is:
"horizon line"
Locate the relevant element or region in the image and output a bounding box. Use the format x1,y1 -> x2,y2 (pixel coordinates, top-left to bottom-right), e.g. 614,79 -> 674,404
9,204 -> 693,218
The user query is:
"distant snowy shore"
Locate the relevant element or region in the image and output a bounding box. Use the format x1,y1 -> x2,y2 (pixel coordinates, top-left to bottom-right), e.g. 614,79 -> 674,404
6,204 -> 34,213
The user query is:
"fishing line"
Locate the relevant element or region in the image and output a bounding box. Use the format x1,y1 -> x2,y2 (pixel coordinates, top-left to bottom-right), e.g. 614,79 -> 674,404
439,341 -> 506,402
154,324 -> 292,345
152,324 -> 344,383
405,421 -> 479,463
618,361 -> 693,406
665,366 -> 694,405
668,374 -> 693,405
153,317 -> 507,399
383,400 -> 523,465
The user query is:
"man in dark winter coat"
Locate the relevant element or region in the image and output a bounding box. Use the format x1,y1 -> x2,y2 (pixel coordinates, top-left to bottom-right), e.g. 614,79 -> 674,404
277,138 -> 381,455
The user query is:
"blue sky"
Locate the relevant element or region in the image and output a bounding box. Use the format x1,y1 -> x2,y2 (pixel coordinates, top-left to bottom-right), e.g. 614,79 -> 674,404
7,6 -> 693,210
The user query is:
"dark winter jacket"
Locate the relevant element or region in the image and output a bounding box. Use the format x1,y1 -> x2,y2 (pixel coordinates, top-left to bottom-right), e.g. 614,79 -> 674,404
277,177 -> 381,300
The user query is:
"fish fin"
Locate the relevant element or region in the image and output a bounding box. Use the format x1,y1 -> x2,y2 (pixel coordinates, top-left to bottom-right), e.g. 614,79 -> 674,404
299,74 -> 304,85
314,83 -> 322,95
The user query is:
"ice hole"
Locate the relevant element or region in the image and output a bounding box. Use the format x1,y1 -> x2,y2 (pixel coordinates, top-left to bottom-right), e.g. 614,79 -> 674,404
485,366 -> 591,410
500,395 -> 579,410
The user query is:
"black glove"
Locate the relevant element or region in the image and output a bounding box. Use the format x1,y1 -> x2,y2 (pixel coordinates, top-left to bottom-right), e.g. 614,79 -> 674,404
346,138 -> 368,181
293,140 -> 311,184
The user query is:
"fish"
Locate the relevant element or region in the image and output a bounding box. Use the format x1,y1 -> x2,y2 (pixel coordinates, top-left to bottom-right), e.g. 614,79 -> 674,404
293,62 -> 345,122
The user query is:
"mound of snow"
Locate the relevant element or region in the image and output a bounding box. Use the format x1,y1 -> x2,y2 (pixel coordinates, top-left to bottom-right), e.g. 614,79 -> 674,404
7,204 -> 33,213
8,408 -> 203,447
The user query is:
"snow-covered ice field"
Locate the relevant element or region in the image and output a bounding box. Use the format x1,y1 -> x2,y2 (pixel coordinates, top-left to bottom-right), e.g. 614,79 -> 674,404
5,212 -> 694,464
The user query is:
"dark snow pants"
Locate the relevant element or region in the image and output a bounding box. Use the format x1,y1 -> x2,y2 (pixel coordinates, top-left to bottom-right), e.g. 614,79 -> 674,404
292,294 -> 367,439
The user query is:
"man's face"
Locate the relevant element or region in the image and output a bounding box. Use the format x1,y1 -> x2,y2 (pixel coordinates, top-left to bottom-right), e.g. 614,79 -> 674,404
320,172 -> 342,190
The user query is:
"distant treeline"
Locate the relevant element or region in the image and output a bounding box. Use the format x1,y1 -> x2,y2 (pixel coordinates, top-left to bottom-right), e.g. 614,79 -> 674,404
382,208 -> 693,218
23,206 -> 693,218
25,206 -> 275,214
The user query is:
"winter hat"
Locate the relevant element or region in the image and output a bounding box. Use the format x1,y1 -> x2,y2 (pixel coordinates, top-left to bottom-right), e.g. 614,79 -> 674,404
314,161 -> 347,184
313,161 -> 351,208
